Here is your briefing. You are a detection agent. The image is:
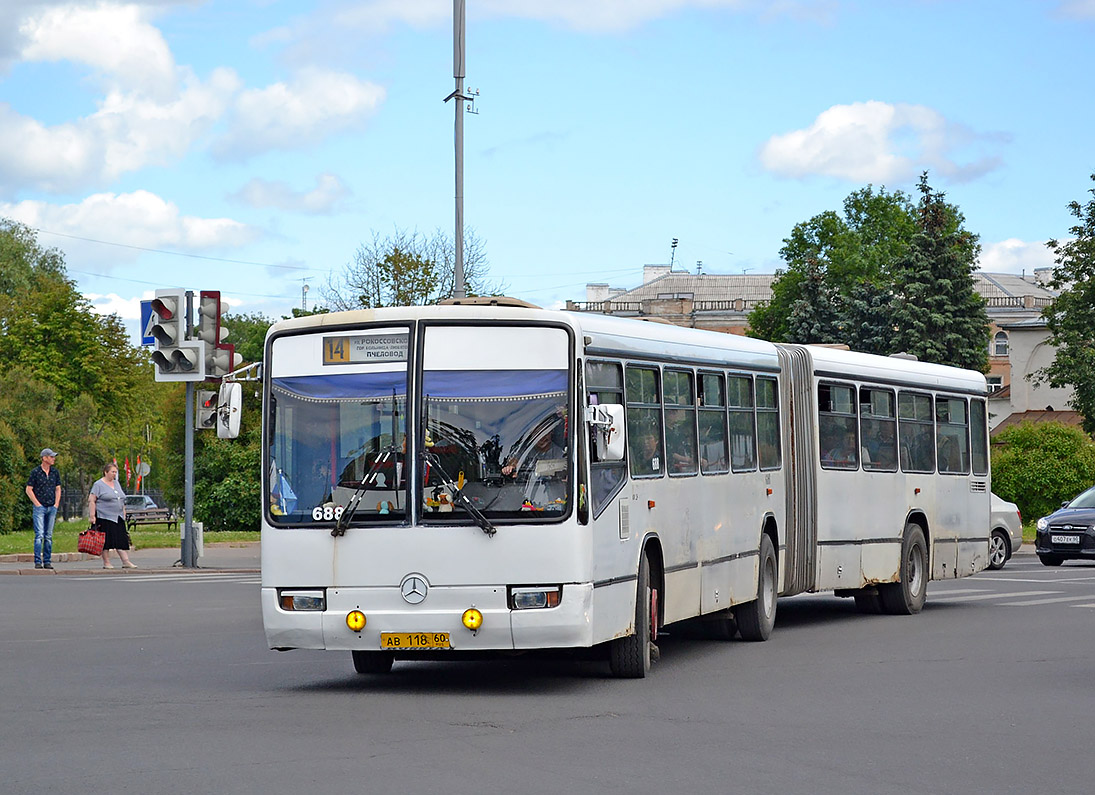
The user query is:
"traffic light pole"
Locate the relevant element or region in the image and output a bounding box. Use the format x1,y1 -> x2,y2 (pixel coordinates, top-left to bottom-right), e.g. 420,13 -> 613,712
181,382 -> 197,567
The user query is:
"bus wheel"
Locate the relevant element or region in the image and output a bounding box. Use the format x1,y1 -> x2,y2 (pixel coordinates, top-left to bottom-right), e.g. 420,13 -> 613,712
879,524 -> 927,615
352,650 -> 394,675
609,554 -> 655,678
737,534 -> 777,642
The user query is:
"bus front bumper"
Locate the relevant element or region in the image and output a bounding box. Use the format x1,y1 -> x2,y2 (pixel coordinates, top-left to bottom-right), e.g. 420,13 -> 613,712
262,583 -> 594,653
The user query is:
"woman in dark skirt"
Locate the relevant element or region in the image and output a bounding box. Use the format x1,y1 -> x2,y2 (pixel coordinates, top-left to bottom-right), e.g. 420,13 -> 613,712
88,462 -> 137,569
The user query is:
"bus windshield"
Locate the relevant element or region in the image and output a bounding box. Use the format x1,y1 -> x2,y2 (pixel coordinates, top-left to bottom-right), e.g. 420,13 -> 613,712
268,371 -> 407,524
422,369 -> 570,521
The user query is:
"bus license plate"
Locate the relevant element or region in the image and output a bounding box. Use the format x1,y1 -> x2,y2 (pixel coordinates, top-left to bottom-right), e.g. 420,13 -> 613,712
380,632 -> 451,649
1052,534 -> 1081,545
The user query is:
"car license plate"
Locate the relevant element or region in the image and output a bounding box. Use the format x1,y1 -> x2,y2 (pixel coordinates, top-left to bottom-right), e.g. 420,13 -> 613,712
1052,534 -> 1081,545
380,632 -> 451,649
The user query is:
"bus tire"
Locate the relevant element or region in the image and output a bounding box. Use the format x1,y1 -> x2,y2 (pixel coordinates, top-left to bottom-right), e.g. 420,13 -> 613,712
737,534 -> 777,642
352,650 -> 394,675
879,524 -> 928,615
608,553 -> 654,678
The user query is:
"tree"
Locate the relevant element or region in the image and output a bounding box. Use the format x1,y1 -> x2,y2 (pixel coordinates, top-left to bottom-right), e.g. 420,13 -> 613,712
748,186 -> 916,348
747,176 -> 989,370
1036,172 -> 1095,434
325,227 -> 499,309
991,422 -> 1095,521
0,219 -> 165,529
889,174 -> 989,370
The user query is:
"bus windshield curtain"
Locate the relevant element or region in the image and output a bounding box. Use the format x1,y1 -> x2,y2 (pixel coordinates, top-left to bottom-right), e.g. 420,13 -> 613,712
271,372 -> 407,401
423,369 -> 566,400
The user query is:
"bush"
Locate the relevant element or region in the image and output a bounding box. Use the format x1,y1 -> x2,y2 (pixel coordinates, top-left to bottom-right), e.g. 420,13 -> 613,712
991,422 -> 1095,520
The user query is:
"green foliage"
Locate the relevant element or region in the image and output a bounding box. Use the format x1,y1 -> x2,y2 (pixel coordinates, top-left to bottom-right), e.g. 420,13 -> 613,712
0,420 -> 24,534
0,219 -> 168,530
1037,171 -> 1095,434
193,411 -> 262,532
991,422 -> 1095,520
890,174 -> 989,371
222,311 -> 274,365
747,176 -> 989,370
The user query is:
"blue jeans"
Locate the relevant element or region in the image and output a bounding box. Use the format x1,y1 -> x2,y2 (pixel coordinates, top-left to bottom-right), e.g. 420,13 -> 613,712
32,505 -> 57,566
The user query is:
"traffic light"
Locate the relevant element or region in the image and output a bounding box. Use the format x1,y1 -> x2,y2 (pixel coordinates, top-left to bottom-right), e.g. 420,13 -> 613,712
149,289 -> 204,382
197,390 -> 218,430
197,290 -> 242,380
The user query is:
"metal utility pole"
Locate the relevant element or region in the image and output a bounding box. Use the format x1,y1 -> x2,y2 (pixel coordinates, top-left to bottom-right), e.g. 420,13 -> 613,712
451,0 -> 467,299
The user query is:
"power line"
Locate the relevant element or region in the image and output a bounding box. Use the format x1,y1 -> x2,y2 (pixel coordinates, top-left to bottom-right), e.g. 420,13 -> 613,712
34,227 -> 310,271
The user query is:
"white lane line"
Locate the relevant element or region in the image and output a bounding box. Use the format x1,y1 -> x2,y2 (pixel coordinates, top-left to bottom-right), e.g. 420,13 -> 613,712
936,590 -> 1058,602
973,576 -> 1095,584
927,588 -> 994,597
998,594 -> 1095,606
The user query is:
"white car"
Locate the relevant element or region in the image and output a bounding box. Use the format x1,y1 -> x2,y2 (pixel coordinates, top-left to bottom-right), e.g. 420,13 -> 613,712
989,493 -> 1023,570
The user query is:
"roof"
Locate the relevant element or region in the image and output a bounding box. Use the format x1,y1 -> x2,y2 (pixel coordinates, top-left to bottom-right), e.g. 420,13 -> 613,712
990,409 -> 1085,436
591,270 -> 1056,307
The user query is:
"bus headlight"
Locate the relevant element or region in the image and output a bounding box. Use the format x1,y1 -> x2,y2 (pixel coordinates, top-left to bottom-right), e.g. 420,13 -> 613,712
509,586 -> 562,610
279,589 -> 326,611
346,610 -> 367,632
462,608 -> 483,631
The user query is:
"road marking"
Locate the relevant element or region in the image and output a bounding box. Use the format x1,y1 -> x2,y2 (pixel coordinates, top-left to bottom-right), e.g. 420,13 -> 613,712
998,594 -> 1095,606
927,588 -> 994,597
935,590 -> 1058,602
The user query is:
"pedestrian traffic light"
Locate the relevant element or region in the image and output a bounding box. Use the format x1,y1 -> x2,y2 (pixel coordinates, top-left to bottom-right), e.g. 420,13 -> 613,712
149,289 -> 204,382
197,290 -> 242,379
197,390 -> 218,429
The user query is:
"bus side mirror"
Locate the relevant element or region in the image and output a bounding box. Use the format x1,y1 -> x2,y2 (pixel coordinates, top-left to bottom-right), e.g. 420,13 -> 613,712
587,403 -> 625,462
217,381 -> 242,439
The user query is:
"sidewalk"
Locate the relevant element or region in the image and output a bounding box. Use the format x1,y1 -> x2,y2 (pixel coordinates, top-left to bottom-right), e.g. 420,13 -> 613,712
0,542 -> 260,575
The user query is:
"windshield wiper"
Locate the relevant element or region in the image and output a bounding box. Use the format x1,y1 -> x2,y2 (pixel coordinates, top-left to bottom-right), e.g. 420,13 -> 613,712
332,446 -> 396,537
423,451 -> 496,537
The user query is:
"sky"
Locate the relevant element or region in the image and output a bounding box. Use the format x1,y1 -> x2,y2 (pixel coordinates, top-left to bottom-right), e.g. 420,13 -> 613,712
2,0 -> 1093,345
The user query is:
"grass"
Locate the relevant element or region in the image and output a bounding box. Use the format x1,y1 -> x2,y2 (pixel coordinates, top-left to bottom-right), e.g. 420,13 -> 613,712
0,518 -> 258,555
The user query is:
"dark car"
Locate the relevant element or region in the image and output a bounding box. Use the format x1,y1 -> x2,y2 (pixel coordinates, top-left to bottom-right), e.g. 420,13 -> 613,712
1035,485 -> 1095,566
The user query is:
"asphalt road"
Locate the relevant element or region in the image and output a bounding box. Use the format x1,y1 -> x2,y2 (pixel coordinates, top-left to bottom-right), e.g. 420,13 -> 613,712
3,553 -> 1093,795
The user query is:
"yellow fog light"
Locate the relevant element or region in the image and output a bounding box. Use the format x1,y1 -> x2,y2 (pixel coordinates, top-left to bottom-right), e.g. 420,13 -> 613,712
346,610 -> 367,632
461,608 -> 483,631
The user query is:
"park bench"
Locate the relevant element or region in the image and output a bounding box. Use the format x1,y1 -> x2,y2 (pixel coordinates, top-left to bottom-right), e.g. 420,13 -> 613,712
127,508 -> 177,531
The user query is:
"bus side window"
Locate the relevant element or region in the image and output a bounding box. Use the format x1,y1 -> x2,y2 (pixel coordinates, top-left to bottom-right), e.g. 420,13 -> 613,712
756,377 -> 781,470
936,397 -> 970,474
898,391 -> 934,473
586,361 -> 627,514
860,387 -> 897,471
664,369 -> 697,475
819,383 -> 858,469
626,365 -> 664,478
970,399 -> 989,476
728,374 -> 757,471
698,372 -> 729,474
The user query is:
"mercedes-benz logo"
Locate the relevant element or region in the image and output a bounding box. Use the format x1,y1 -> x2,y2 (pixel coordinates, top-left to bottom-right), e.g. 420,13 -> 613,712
400,573 -> 429,605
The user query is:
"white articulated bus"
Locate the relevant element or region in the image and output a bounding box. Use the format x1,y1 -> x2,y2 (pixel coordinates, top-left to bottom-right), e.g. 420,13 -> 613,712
260,300 -> 991,678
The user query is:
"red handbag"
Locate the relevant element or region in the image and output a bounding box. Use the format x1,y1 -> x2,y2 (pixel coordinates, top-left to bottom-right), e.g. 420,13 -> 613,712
78,524 -> 105,556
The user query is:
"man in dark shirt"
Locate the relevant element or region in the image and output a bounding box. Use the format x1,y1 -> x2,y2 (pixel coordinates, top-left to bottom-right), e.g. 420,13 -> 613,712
26,448 -> 61,569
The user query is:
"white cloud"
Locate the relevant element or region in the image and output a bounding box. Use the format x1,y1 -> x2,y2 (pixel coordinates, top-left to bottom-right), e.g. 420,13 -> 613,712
0,190 -> 259,267
759,101 -> 1007,184
0,67 -> 240,195
19,2 -> 176,96
1056,0 -> 1095,18
84,291 -> 145,320
229,173 -> 352,214
978,238 -> 1056,275
333,0 -> 758,35
212,67 -> 386,159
